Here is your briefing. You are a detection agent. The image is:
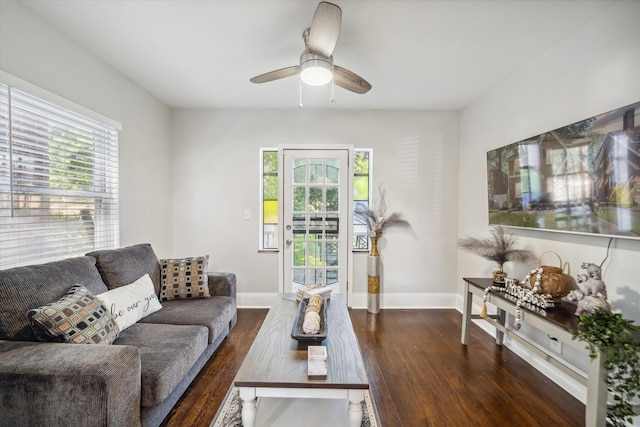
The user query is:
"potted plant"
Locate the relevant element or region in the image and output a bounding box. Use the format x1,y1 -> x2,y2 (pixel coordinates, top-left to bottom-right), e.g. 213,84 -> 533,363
572,309 -> 640,427
457,226 -> 533,282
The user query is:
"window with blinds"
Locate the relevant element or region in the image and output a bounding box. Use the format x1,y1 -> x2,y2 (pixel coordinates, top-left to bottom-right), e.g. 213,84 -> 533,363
0,82 -> 119,269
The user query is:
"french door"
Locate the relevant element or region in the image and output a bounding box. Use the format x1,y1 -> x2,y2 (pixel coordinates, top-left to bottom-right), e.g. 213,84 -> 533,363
280,147 -> 352,298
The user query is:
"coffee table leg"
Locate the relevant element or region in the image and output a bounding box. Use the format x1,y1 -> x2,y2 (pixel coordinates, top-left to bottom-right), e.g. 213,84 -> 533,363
238,387 -> 257,427
348,389 -> 364,427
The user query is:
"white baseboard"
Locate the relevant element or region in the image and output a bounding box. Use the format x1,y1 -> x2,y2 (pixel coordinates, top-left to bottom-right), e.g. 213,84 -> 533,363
237,292 -> 280,308
349,292 -> 458,309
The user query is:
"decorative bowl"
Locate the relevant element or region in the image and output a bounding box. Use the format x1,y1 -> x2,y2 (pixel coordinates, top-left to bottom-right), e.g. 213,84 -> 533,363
291,298 -> 327,344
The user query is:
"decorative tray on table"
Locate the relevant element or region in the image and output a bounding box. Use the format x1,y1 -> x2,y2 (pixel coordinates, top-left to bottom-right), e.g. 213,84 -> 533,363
291,297 -> 328,344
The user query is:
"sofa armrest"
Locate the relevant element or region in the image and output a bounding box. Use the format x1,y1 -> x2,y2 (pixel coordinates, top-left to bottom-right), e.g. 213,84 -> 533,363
0,340 -> 141,427
207,272 -> 237,299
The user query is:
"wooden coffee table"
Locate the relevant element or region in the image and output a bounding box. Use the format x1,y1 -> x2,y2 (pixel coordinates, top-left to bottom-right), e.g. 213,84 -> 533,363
234,293 -> 369,427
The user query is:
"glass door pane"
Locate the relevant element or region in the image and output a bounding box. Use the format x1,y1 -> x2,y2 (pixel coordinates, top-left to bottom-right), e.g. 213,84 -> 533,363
282,149 -> 349,297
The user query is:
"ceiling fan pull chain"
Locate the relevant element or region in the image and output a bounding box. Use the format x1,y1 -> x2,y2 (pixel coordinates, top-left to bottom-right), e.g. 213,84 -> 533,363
299,79 -> 303,108
330,73 -> 336,104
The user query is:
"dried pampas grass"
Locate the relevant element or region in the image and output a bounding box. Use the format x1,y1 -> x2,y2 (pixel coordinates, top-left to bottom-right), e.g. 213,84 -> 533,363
458,226 -> 533,266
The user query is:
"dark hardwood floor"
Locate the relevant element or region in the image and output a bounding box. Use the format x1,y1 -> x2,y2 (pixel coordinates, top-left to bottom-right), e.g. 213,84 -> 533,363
162,308 -> 584,427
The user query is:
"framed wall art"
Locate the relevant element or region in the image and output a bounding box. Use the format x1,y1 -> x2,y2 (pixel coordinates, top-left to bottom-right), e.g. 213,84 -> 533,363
487,101 -> 640,240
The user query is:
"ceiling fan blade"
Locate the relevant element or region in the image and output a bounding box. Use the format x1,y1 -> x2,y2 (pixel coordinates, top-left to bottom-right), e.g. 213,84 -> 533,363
333,66 -> 371,94
308,2 -> 342,57
250,66 -> 301,84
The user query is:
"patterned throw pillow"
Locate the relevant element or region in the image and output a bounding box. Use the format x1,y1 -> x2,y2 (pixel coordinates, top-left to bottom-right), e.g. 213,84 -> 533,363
27,285 -> 118,345
159,256 -> 211,301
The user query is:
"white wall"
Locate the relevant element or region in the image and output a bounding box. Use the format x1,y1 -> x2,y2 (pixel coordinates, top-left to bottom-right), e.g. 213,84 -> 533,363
171,109 -> 459,307
0,1 -> 173,255
458,1 -> 640,413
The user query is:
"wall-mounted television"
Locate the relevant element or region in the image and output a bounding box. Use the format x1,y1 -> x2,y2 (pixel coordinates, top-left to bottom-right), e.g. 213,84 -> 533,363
487,101 -> 640,240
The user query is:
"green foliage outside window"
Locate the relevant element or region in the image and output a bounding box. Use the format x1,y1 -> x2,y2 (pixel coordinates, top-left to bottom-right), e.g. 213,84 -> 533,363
49,132 -> 93,190
353,150 -> 371,249
263,151 -> 278,201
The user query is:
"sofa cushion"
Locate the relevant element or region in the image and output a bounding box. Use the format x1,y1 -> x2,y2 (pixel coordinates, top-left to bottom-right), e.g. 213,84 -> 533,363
27,285 -> 119,345
0,256 -> 109,341
0,340 -> 141,427
139,296 -> 235,344
113,323 -> 208,407
159,256 -> 211,301
87,243 -> 162,293
96,274 -> 163,332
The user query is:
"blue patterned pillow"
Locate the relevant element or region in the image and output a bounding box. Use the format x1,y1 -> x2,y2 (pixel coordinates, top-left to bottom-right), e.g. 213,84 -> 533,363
27,285 -> 119,345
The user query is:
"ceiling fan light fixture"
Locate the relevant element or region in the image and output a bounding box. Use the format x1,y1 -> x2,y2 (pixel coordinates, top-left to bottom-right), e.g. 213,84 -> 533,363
250,3 -> 370,95
300,56 -> 333,86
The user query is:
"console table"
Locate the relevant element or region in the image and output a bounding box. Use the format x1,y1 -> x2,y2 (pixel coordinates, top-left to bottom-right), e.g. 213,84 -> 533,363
461,278 -> 607,427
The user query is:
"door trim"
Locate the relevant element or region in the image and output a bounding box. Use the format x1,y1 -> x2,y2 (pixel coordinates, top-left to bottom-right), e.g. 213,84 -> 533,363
277,144 -> 354,306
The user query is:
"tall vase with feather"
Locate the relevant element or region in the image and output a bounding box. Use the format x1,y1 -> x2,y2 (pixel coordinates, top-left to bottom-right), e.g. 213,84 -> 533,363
355,185 -> 411,314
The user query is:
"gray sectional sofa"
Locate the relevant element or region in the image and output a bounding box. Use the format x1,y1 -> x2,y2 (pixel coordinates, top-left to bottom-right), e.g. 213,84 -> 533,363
0,243 -> 237,427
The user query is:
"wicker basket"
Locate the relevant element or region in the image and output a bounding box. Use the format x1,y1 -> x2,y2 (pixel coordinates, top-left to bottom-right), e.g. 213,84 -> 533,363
530,251 -> 573,303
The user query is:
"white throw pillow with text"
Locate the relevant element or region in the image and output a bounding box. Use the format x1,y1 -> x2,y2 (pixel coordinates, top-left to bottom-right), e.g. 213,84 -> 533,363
97,274 -> 162,332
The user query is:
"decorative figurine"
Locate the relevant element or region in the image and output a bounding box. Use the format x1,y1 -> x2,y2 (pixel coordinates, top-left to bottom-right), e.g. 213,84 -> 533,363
570,262 -> 610,316
567,289 -> 610,316
576,262 -> 607,298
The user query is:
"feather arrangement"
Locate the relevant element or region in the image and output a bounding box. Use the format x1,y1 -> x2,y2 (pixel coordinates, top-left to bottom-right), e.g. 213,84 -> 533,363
458,226 -> 533,266
355,184 -> 411,237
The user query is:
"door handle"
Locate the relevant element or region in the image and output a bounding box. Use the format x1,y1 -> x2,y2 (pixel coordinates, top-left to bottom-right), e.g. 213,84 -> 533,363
286,239 -> 293,246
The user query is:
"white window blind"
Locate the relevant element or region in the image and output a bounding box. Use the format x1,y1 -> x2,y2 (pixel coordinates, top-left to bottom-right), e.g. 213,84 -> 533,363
0,82 -> 119,269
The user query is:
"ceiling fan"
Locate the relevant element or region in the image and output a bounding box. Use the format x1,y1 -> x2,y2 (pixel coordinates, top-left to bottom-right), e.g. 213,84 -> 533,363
249,1 -> 371,94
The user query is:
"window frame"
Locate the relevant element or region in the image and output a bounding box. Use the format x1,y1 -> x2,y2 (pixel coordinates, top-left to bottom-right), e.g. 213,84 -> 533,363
352,148 -> 373,252
259,147 -> 279,251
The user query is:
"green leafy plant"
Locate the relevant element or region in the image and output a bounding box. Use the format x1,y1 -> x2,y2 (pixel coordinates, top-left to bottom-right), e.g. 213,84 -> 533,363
572,309 -> 640,427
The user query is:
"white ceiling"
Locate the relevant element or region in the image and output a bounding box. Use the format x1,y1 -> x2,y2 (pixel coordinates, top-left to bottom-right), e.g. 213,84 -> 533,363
21,0 -> 617,110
